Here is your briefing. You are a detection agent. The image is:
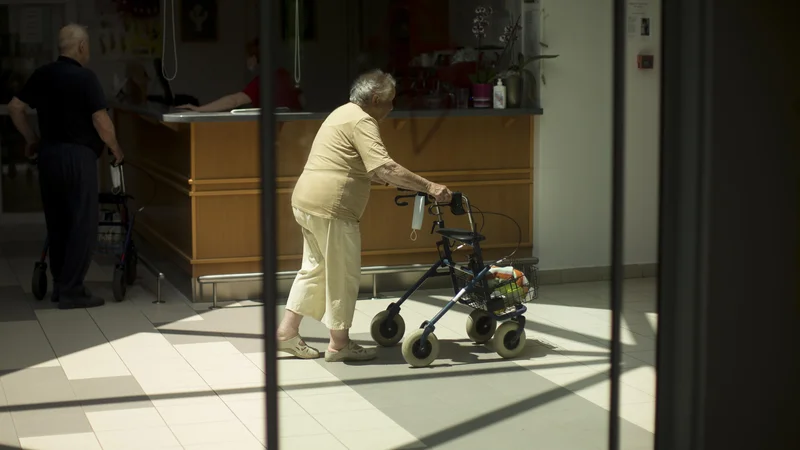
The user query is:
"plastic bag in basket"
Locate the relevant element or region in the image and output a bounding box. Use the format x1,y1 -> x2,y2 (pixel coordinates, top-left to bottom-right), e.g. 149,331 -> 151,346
486,266 -> 529,296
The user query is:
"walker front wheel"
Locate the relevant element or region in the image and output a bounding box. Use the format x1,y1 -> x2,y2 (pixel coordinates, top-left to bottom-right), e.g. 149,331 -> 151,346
112,266 -> 126,302
493,321 -> 527,359
370,310 -> 406,347
31,262 -> 48,301
401,329 -> 440,368
466,309 -> 497,344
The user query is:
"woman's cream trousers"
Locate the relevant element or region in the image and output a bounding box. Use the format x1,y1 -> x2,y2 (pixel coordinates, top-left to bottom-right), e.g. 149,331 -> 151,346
285,208 -> 361,330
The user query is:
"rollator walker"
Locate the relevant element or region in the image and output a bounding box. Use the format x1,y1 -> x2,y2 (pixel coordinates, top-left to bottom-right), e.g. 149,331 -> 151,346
369,190 -> 537,367
31,155 -> 140,303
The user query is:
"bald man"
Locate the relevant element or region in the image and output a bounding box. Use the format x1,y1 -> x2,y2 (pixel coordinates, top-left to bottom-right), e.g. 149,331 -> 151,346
8,24 -> 124,309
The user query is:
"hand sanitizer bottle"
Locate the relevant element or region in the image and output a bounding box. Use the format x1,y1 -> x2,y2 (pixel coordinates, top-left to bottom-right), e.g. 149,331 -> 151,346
493,78 -> 507,109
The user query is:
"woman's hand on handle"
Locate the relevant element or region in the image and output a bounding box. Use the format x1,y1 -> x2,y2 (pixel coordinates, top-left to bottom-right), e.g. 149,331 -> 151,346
428,183 -> 452,203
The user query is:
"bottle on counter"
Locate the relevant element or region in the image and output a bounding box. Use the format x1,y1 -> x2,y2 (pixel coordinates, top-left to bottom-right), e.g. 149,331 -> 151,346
493,78 -> 507,109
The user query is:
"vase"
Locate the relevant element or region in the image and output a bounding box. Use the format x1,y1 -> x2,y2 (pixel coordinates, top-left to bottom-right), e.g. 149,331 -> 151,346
472,83 -> 492,108
505,73 -> 523,108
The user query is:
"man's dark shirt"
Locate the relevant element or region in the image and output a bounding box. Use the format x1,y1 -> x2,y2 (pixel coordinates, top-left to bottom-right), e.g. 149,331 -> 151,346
15,56 -> 107,156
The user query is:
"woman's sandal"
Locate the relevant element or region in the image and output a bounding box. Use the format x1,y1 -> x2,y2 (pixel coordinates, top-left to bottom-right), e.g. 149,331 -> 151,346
278,335 -> 320,359
324,341 -> 377,362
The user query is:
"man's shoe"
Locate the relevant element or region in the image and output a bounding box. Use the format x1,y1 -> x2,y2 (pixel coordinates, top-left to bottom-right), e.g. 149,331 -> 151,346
58,295 -> 105,310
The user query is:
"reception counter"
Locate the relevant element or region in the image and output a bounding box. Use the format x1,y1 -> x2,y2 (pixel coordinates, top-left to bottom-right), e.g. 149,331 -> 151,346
110,102 -> 540,300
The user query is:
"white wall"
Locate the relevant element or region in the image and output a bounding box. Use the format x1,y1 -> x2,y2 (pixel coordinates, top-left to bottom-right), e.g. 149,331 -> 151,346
532,0 -> 660,270
622,3 -> 660,265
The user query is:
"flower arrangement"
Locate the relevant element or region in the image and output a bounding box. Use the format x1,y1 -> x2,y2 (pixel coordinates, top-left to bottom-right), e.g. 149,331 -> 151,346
468,6 -> 497,85
497,14 -> 559,78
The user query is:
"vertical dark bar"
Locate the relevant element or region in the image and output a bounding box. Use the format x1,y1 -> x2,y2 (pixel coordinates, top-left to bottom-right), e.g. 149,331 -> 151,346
260,0 -> 279,449
609,0 -> 627,448
654,0 -> 709,447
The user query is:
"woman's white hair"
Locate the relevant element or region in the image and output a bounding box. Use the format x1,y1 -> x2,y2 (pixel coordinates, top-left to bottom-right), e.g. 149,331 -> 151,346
349,69 -> 396,106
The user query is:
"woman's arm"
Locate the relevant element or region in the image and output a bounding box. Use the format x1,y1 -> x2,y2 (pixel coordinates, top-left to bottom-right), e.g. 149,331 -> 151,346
178,92 -> 251,112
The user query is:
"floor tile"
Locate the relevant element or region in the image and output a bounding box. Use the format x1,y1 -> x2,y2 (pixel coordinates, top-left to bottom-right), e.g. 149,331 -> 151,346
0,320 -> 58,371
169,420 -> 258,446
11,406 -> 94,439
85,407 -> 166,432
95,426 -> 181,449
0,286 -> 37,321
70,376 -> 153,412
1,366 -> 75,407
277,413 -> 328,438
156,395 -> 238,425
0,411 -> 19,449
312,408 -> 404,433
291,391 -> 376,415
333,427 -> 426,450
0,257 -> 20,287
18,432 -> 102,450
35,309 -> 130,380
279,433 -> 348,450
183,441 -> 265,450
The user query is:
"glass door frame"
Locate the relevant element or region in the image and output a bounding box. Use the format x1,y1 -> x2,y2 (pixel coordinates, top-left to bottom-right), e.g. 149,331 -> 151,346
259,0 -> 279,448
0,0 -> 77,223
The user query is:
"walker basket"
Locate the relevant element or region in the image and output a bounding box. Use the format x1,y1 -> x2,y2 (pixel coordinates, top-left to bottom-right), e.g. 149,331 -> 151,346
453,261 -> 537,314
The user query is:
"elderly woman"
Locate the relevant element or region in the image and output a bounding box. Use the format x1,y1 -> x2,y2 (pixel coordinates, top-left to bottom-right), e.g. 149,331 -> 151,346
277,70 -> 451,362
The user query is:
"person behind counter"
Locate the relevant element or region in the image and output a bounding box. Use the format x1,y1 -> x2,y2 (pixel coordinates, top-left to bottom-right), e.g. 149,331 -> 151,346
176,38 -> 301,112
276,69 -> 452,362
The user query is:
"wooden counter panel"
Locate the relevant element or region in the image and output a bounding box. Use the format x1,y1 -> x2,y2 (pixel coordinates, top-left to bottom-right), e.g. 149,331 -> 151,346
131,179 -> 193,260
361,182 -> 532,252
113,110 -> 191,178
378,116 -> 532,172
192,122 -> 260,180
192,177 -> 531,268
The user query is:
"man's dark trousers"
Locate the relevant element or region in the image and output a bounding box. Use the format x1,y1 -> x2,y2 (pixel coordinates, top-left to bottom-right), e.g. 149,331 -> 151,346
38,142 -> 98,298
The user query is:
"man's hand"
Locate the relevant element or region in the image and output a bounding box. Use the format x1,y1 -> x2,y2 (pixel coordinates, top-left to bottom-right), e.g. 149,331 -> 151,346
110,146 -> 124,165
176,104 -> 199,111
428,183 -> 452,203
24,141 -> 39,160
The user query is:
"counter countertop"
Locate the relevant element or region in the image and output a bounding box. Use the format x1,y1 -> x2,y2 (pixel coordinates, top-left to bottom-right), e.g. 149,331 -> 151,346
109,101 -> 544,123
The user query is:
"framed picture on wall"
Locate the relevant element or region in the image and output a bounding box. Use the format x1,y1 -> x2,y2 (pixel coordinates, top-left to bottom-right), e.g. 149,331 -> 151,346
181,0 -> 218,42
280,0 -> 316,41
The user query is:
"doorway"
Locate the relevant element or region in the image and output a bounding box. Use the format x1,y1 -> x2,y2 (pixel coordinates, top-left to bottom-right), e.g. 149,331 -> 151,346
0,0 -> 76,223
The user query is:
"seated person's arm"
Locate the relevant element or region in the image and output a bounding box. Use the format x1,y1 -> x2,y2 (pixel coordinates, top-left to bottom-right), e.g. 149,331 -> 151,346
178,92 -> 251,112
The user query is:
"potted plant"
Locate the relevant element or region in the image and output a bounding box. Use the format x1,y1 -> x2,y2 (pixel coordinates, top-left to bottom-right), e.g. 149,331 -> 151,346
468,6 -> 496,108
497,16 -> 559,108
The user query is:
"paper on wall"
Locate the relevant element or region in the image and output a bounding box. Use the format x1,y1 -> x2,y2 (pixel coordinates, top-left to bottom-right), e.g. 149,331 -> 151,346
627,0 -> 652,40
19,7 -> 43,44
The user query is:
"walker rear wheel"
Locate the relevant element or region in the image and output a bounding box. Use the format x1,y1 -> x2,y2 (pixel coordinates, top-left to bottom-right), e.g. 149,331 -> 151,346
401,329 -> 440,368
125,245 -> 138,286
370,310 -> 406,347
465,309 -> 497,344
493,321 -> 527,359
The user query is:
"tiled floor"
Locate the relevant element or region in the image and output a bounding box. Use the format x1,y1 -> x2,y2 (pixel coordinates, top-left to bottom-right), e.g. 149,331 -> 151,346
0,224 -> 657,449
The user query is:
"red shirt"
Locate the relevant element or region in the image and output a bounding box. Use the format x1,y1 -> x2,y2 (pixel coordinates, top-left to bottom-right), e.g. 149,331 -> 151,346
241,69 -> 302,110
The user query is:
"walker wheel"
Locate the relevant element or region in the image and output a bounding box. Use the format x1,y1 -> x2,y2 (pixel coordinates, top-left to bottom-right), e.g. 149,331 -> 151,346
31,262 -> 48,301
401,329 -> 440,368
465,309 -> 497,344
493,321 -> 527,359
125,245 -> 138,286
370,310 -> 406,347
112,266 -> 126,302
